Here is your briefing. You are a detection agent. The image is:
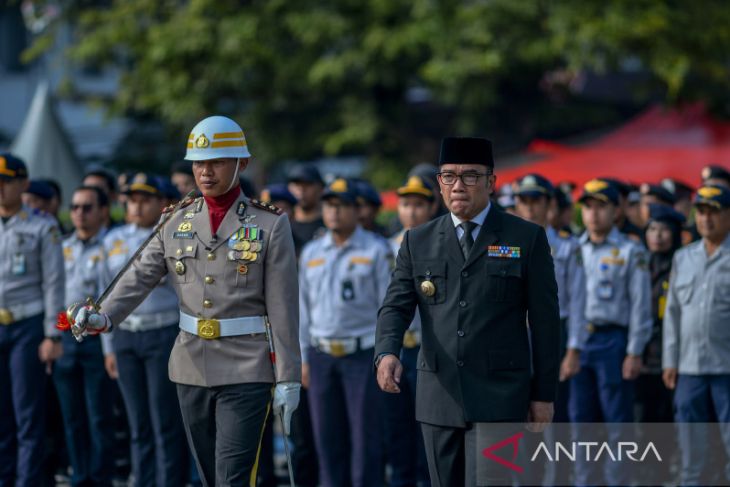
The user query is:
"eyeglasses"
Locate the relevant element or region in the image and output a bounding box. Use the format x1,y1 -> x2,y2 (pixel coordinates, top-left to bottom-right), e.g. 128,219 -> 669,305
70,204 -> 95,213
437,172 -> 490,186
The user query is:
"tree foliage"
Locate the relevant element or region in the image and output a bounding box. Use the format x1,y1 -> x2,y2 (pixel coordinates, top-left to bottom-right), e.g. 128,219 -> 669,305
25,0 -> 730,182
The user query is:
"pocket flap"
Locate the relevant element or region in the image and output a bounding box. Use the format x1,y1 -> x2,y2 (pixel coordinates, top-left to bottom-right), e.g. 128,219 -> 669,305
488,349 -> 529,371
416,349 -> 437,372
487,260 -> 522,278
165,242 -> 198,260
413,260 -> 446,278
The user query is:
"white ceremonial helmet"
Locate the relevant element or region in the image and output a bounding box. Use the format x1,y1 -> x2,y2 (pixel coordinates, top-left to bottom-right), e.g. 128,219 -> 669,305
184,115 -> 251,161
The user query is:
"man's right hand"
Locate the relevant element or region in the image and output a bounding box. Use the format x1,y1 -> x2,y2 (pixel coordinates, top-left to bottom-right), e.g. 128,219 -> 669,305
302,363 -> 310,389
105,353 -> 118,380
559,349 -> 581,381
73,306 -> 112,336
376,354 -> 403,393
662,368 -> 678,390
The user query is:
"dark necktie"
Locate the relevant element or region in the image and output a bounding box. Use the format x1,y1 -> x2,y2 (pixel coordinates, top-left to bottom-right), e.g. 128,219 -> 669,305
459,221 -> 478,258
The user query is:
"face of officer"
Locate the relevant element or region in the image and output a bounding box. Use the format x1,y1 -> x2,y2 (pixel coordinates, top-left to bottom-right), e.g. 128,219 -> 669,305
645,221 -> 674,254
288,181 -> 323,212
397,195 -> 434,230
192,157 -> 249,197
358,202 -> 379,229
172,171 -> 197,197
640,195 -> 669,227
71,188 -> 107,237
695,205 -> 730,243
126,192 -> 166,228
322,197 -> 358,236
438,164 -> 496,220
21,193 -> 51,213
83,174 -> 117,204
581,198 -> 617,235
0,178 -> 29,211
516,194 -> 550,227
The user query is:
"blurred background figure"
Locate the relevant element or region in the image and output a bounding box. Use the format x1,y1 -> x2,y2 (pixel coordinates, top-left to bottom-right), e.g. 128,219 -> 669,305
639,183 -> 676,229
353,179 -> 388,237
55,185 -> 115,487
260,183 -> 297,220
701,165 -> 730,188
287,164 -> 326,256
101,174 -> 187,487
171,162 -> 197,197
549,183 -> 575,235
83,167 -> 121,227
625,183 -> 643,230
602,178 -> 643,242
663,185 -> 730,486
22,179 -> 54,213
384,175 -> 435,487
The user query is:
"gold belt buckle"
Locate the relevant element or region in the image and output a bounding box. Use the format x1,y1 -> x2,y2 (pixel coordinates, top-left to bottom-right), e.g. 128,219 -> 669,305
329,340 -> 346,357
0,309 -> 14,326
197,319 -> 221,339
586,323 -> 596,334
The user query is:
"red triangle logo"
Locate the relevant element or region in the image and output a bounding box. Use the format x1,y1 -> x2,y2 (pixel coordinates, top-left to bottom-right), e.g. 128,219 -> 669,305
482,431 -> 524,473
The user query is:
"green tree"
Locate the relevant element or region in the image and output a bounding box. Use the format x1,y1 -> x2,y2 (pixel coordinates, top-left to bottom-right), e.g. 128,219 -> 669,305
25,0 -> 730,185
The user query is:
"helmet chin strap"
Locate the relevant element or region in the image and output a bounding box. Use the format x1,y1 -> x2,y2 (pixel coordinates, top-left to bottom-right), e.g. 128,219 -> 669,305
224,158 -> 241,193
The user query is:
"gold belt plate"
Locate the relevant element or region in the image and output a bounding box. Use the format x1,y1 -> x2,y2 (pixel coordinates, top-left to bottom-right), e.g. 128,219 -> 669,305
197,319 -> 221,339
329,341 -> 347,357
0,309 -> 14,326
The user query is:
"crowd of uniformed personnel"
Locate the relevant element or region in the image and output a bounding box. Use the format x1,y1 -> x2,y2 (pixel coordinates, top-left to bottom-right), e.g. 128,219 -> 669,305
1,121 -> 730,487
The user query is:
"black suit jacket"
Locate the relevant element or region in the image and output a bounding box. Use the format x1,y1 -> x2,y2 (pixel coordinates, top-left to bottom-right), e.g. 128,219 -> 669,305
376,208 -> 560,427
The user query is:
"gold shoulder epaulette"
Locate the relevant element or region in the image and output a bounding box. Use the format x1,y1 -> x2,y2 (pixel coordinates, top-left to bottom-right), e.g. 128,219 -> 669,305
163,196 -> 199,214
250,198 -> 283,215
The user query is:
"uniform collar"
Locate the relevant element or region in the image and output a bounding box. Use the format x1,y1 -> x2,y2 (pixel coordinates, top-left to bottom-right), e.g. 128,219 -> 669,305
579,226 -> 622,246
450,202 -> 491,229
69,228 -> 105,247
323,225 -> 366,250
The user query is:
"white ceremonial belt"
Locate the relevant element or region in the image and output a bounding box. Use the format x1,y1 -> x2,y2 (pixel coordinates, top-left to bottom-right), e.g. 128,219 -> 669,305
179,311 -> 266,339
0,300 -> 44,325
119,310 -> 180,332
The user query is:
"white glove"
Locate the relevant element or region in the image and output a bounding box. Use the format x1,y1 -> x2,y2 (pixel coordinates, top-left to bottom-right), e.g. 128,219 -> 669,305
273,382 -> 301,436
73,307 -> 112,336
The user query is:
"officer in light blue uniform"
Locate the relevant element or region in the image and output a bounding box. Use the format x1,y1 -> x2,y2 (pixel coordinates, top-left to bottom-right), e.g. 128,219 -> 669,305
299,178 -> 393,487
55,185 -> 116,486
385,175 -> 436,487
663,184 -> 730,485
570,179 -> 652,486
101,174 -> 186,486
0,153 -> 65,486
514,174 -> 586,486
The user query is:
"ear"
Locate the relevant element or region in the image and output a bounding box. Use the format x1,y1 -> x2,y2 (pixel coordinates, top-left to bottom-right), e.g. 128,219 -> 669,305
238,158 -> 250,173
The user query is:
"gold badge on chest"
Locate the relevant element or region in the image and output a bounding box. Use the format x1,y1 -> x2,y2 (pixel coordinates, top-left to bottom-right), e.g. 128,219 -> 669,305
420,280 -> 436,297
175,260 -> 186,275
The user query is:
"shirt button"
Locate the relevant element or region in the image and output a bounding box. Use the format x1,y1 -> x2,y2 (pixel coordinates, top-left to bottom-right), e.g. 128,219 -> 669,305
207,253 -> 216,261
204,276 -> 214,284
457,360 -> 464,367
457,330 -> 465,337
461,271 -> 469,277
459,300 -> 467,308
203,299 -> 212,308
176,248 -> 183,256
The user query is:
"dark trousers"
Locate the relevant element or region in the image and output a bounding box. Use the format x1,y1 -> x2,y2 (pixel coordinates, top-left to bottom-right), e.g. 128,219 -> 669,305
290,390 -> 319,487
383,346 -> 429,487
0,314 -> 46,486
569,327 -> 634,486
674,374 -> 730,485
178,382 -> 272,487
307,347 -> 383,487
114,326 -> 185,487
53,333 -> 115,486
421,422 -> 513,487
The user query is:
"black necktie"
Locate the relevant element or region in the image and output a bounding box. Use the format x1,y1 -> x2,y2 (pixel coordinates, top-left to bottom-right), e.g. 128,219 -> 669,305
459,221 -> 477,258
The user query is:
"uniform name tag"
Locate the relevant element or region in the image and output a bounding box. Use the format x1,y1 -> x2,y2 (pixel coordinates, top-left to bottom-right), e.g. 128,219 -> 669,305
173,232 -> 195,239
487,245 -> 521,259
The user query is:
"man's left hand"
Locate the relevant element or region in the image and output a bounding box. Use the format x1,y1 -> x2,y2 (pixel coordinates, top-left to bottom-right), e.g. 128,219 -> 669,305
38,338 -> 63,374
622,354 -> 642,381
526,401 -> 553,433
273,382 -> 301,436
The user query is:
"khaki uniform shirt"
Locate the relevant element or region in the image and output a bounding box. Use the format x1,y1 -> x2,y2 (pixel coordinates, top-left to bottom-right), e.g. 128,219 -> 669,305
101,194 -> 301,386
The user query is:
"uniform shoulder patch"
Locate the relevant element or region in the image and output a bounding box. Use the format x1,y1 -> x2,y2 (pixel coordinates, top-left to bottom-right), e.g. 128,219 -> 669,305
250,198 -> 283,215
163,196 -> 199,214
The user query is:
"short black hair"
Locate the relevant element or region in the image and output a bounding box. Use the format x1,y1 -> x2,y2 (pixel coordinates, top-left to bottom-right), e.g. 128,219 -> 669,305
74,185 -> 109,208
171,161 -> 194,177
83,167 -> 117,194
